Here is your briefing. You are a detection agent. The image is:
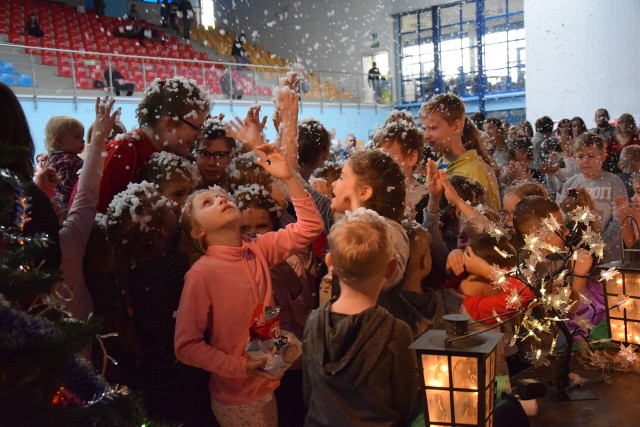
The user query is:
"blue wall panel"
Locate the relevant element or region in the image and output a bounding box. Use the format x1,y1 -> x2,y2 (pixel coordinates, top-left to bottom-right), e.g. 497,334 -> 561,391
19,98 -> 391,158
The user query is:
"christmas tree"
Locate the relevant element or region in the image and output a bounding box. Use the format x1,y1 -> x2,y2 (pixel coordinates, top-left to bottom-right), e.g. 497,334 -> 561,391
0,169 -> 154,426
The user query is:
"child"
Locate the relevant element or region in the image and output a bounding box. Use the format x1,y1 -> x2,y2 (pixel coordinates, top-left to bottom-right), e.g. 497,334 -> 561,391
331,149 -> 409,289
90,76 -> 211,212
498,137 -> 542,189
513,196 -> 606,333
616,145 -> 640,198
419,93 -> 500,211
175,142 -> 323,426
234,183 -> 316,427
459,233 -> 533,302
373,121 -> 429,223
101,180 -> 215,425
194,117 -> 237,189
139,151 -> 201,210
377,222 -> 446,338
43,115 -> 85,217
483,117 -> 509,168
558,132 -> 627,262
233,183 -> 316,339
501,181 -> 549,250
309,161 -> 342,200
302,209 -> 418,426
456,233 -> 534,378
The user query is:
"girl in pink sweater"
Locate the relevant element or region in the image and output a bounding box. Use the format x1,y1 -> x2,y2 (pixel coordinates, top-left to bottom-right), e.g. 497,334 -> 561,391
175,138 -> 323,426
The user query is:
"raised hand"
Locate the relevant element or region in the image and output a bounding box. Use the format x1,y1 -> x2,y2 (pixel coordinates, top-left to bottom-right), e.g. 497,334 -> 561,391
254,143 -> 292,180
439,170 -> 462,205
226,112 -> 266,150
426,159 -> 443,196
92,96 -> 119,146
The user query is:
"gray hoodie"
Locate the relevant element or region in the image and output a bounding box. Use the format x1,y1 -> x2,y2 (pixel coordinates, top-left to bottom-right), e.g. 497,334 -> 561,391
302,301 -> 419,426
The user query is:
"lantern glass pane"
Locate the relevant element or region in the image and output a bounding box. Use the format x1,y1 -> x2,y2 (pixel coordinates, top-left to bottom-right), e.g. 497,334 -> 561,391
625,300 -> 640,321
487,414 -> 493,426
452,356 -> 478,389
610,318 -> 626,341
422,354 -> 450,387
485,385 -> 494,419
625,273 -> 640,296
426,389 -> 451,423
485,353 -> 492,385
607,273 -> 623,295
629,322 -> 640,345
453,391 -> 478,424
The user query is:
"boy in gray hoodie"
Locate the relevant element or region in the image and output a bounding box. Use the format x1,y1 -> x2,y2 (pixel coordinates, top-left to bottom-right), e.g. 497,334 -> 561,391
302,208 -> 419,426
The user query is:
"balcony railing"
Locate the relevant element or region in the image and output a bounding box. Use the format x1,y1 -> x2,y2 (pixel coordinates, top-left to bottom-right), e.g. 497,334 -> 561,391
0,42 -> 392,106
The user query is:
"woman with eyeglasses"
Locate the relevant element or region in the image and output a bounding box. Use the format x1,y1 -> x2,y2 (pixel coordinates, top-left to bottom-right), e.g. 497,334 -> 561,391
70,77 -> 211,213
193,118 -> 236,190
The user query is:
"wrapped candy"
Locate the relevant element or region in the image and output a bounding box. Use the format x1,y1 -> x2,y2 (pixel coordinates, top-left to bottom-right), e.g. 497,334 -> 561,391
246,305 -> 302,375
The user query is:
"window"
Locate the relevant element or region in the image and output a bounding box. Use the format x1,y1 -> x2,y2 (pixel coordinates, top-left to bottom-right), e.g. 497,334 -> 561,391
201,0 -> 215,29
395,0 -> 525,105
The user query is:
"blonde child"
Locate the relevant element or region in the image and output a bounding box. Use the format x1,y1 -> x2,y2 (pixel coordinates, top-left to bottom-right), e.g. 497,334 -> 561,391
175,129 -> 323,426
302,209 -> 418,426
89,76 -> 211,212
43,115 -> 85,217
419,93 -> 500,211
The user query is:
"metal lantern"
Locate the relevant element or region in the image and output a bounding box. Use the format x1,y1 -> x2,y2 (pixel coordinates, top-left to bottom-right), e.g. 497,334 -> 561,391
600,215 -> 640,345
600,260 -> 640,345
410,314 -> 503,427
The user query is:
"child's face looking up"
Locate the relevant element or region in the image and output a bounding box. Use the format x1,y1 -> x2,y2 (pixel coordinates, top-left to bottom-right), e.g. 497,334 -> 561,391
58,124 -> 85,154
191,190 -> 240,234
574,146 -> 605,179
240,207 -> 274,237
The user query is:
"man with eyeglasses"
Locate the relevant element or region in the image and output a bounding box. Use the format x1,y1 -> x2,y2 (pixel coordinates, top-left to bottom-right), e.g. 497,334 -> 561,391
193,121 -> 236,188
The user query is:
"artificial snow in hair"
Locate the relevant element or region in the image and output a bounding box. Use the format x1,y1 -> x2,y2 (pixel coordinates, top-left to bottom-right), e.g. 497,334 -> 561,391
147,151 -> 201,185
233,184 -> 282,216
106,181 -> 175,233
344,207 -> 386,224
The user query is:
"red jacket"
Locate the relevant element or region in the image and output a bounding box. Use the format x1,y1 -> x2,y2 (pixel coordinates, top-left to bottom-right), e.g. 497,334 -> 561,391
461,276 -> 535,324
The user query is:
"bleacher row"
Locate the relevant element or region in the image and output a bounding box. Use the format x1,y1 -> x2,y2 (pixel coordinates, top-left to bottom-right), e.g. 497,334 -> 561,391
190,25 -> 355,100
0,0 -> 273,95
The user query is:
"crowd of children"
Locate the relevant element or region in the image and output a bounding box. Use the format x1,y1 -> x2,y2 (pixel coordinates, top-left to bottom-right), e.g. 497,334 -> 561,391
4,70 -> 640,426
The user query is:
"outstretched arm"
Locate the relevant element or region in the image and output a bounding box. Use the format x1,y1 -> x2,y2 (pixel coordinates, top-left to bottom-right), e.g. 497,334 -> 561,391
274,73 -> 300,171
